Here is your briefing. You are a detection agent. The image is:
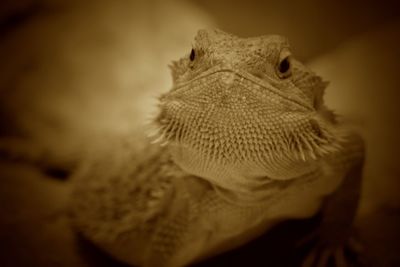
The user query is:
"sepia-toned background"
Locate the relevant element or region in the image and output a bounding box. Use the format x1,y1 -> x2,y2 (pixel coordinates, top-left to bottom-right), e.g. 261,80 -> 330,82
0,0 -> 399,266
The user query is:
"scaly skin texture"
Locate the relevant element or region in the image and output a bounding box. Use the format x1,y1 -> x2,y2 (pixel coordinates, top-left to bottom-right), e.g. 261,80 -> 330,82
70,29 -> 365,267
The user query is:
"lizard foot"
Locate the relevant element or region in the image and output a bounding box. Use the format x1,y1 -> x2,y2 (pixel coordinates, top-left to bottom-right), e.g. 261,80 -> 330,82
300,232 -> 366,267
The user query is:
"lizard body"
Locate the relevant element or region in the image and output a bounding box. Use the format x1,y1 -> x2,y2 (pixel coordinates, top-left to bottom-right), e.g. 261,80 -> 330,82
71,29 -> 364,267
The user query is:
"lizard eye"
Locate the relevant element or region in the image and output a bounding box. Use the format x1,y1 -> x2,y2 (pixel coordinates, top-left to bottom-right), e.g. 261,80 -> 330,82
189,49 -> 196,61
276,56 -> 291,79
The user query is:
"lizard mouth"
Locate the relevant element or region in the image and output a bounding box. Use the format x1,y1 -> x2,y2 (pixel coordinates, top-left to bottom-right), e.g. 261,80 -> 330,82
170,67 -> 313,111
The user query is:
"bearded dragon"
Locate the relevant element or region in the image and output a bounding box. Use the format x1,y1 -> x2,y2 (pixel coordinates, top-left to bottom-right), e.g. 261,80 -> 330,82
70,29 -> 365,267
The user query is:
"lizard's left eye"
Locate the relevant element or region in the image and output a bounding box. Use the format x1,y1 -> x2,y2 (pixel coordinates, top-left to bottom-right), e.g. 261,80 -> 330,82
276,56 -> 291,79
189,49 -> 196,61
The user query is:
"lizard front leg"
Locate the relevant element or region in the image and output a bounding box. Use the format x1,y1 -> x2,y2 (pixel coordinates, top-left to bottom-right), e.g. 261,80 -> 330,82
302,136 -> 365,267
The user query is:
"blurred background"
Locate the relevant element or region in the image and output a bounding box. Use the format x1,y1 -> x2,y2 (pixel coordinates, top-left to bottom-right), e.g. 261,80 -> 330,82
0,0 -> 399,266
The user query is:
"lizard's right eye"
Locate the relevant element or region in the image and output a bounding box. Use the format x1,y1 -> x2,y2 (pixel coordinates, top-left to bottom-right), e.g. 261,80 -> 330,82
189,49 -> 196,61
276,56 -> 291,79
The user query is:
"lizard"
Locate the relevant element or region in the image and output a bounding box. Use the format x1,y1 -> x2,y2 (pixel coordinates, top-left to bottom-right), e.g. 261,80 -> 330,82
70,28 -> 365,267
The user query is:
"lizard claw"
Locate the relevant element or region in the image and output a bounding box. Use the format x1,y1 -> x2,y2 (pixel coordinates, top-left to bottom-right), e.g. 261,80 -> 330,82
301,246 -> 348,267
300,230 -> 366,267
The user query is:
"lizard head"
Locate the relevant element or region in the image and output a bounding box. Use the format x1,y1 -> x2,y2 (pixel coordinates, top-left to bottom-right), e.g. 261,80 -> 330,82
153,29 -> 344,193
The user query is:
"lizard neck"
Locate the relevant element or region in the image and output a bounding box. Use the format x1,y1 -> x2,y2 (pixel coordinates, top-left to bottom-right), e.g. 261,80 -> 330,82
168,144 -> 319,205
